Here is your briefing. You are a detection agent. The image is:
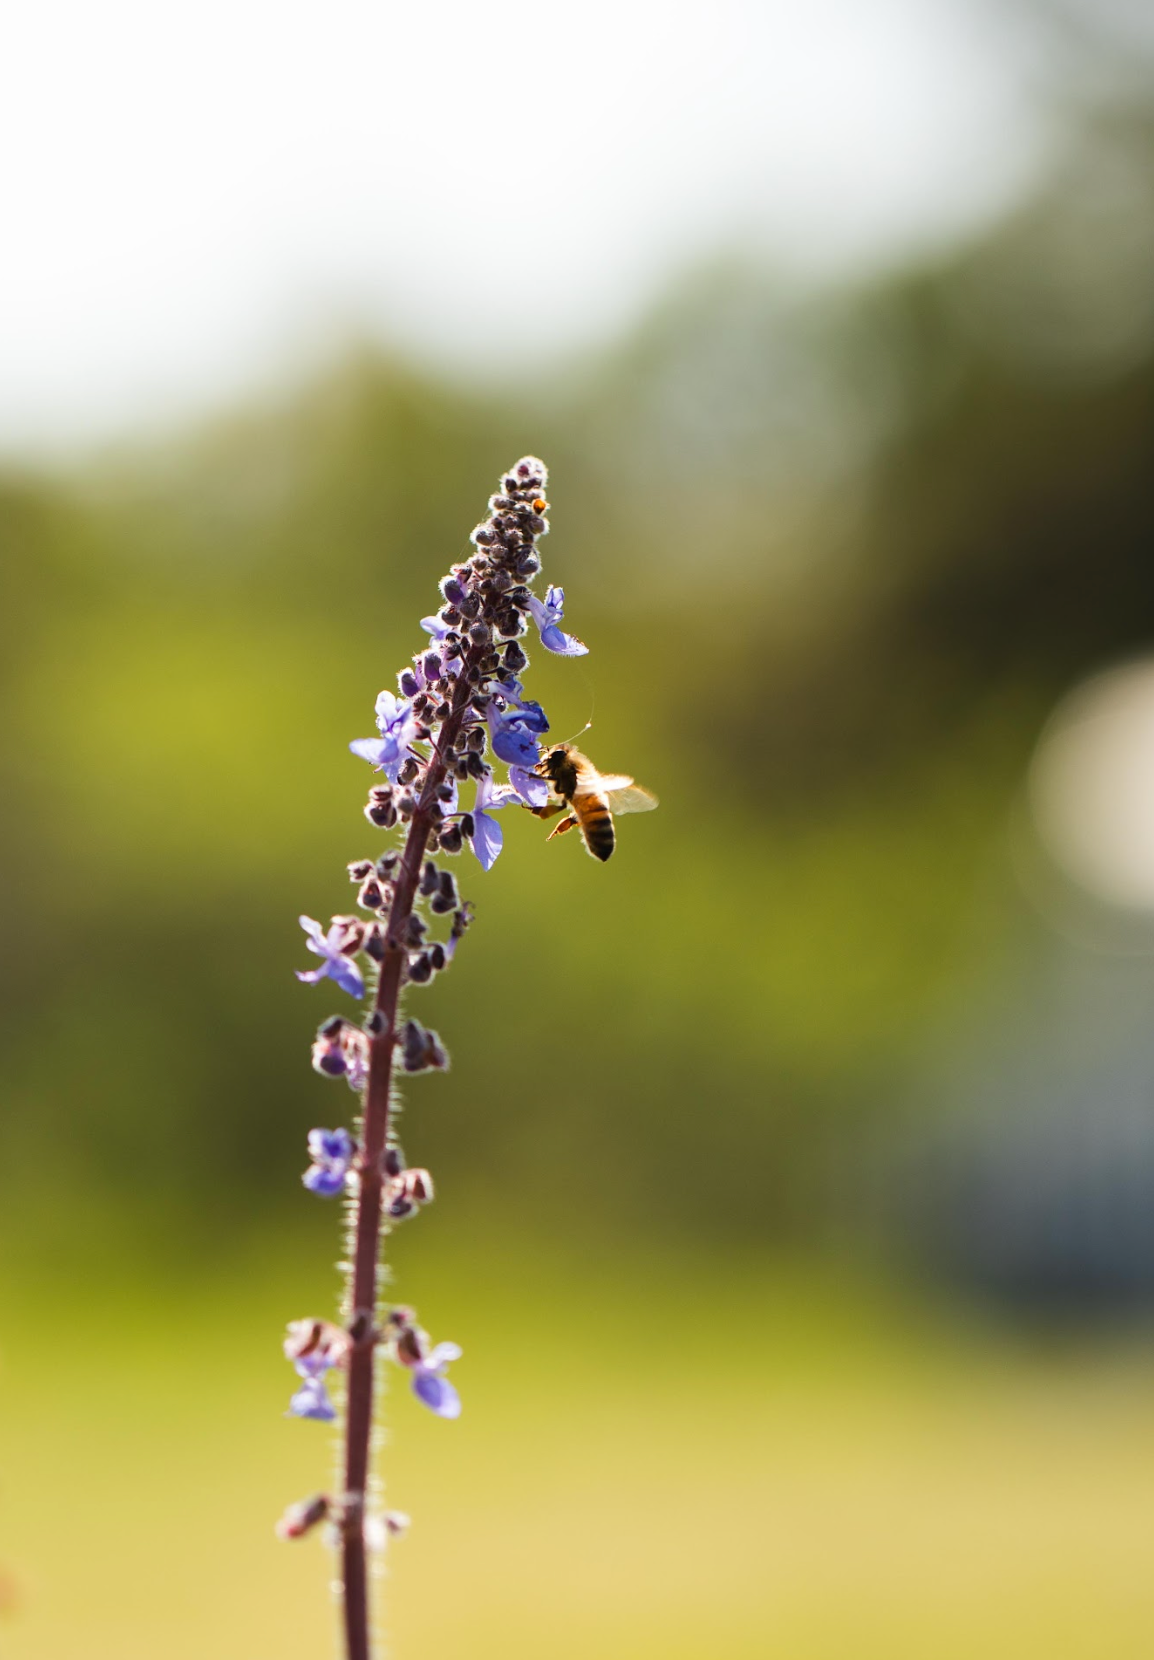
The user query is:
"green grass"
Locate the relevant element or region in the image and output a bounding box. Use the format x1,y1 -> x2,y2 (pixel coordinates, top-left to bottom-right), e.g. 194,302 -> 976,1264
4,1240 -> 1154,1658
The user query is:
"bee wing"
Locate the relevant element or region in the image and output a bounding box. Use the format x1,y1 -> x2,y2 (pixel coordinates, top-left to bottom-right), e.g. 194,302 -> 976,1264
593,773 -> 634,792
604,784 -> 659,815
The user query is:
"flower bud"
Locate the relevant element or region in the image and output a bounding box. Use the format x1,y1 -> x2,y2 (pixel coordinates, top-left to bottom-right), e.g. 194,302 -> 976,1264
406,953 -> 432,985
363,924 -> 386,962
503,640 -> 528,674
398,757 -> 422,786
439,823 -> 463,854
358,876 -> 386,911
402,1167 -> 434,1204
276,1493 -> 330,1541
398,669 -> 420,699
383,1146 -> 405,1178
312,1036 -> 348,1077
400,1019 -> 448,1072
347,859 -> 374,882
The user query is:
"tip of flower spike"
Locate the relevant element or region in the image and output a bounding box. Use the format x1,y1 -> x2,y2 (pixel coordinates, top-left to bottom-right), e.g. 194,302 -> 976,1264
509,456 -> 547,490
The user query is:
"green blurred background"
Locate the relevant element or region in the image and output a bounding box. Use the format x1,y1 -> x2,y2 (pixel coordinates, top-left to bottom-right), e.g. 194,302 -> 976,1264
7,3 -> 1154,1656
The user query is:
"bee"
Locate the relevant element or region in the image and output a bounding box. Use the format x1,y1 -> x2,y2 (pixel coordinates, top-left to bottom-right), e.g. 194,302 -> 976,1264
529,742 -> 658,861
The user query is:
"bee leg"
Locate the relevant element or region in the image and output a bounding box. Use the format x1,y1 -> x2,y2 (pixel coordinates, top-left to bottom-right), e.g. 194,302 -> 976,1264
528,801 -> 567,822
546,814 -> 578,841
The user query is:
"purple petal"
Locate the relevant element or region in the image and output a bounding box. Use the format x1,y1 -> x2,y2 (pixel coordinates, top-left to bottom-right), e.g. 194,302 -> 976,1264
308,1127 -> 354,1162
513,699 -> 550,734
303,1165 -> 347,1197
374,689 -> 403,729
469,809 -> 504,871
327,956 -> 365,999
427,1341 -> 463,1367
492,725 -> 539,767
288,1376 -> 337,1422
508,766 -> 550,807
295,967 -> 328,985
539,625 -> 588,657
349,736 -> 396,768
299,915 -> 327,946
412,1369 -> 461,1419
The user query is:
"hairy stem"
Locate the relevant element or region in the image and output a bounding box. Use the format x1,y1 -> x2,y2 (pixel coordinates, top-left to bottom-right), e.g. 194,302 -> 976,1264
341,644 -> 482,1660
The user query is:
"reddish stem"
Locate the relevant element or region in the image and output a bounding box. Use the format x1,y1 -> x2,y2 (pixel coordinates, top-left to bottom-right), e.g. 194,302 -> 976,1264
340,645 -> 482,1660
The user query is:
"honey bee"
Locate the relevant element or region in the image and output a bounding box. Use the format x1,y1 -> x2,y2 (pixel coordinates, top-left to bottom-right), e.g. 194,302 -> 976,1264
530,742 -> 658,861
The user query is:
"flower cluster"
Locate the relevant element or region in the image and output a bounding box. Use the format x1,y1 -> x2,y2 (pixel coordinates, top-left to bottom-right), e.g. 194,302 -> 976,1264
279,458 -> 590,1589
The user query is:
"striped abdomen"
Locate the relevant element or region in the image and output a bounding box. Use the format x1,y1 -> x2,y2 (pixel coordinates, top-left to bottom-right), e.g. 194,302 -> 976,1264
572,791 -> 615,861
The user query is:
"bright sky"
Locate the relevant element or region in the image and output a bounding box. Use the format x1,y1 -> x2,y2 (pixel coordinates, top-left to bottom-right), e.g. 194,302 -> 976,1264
0,0 -> 1045,452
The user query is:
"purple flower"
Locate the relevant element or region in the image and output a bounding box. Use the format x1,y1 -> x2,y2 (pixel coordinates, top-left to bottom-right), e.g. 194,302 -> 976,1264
489,708 -> 540,768
287,1371 -> 338,1422
302,1127 -> 355,1198
526,586 -> 587,656
486,689 -> 550,767
411,1342 -> 462,1419
467,773 -> 520,871
296,917 -> 365,999
349,690 -> 422,781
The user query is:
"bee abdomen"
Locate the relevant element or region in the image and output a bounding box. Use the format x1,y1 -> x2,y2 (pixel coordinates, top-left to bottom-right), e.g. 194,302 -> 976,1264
576,795 -> 615,861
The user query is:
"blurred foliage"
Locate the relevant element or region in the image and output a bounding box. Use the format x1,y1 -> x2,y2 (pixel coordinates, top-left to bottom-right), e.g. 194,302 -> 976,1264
4,106 -> 1154,1272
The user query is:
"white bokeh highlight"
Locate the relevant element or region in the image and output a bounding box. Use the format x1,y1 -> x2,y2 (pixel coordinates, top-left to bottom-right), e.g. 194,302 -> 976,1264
1030,660 -> 1154,913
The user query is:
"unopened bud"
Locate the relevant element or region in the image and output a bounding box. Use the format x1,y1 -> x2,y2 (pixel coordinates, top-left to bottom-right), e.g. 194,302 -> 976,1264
312,1037 -> 348,1077
400,1018 -> 449,1072
347,859 -> 374,882
402,1167 -> 434,1204
420,860 -> 439,897
439,823 -> 463,854
276,1493 -> 330,1541
398,757 -> 421,786
358,876 -> 386,911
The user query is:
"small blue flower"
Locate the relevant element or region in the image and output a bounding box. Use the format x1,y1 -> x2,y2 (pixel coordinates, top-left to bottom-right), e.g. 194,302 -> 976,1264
488,709 -> 540,768
467,773 -> 520,871
349,690 -> 422,781
303,1127 -> 355,1197
526,586 -> 587,656
486,689 -> 550,767
287,1371 -> 338,1422
411,1342 -> 462,1419
296,917 -> 365,1000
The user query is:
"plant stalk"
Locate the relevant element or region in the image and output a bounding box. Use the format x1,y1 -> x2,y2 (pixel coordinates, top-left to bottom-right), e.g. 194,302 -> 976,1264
340,645 -> 482,1660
